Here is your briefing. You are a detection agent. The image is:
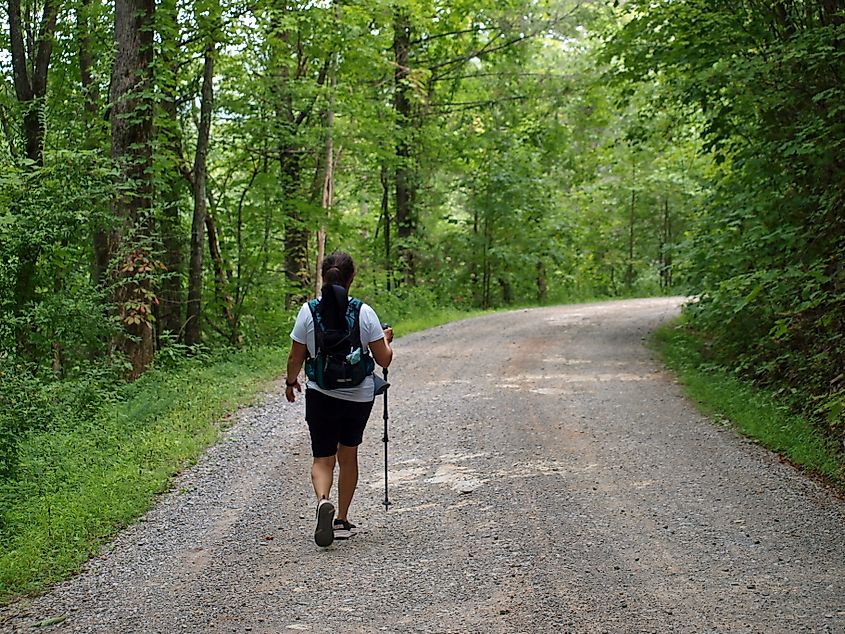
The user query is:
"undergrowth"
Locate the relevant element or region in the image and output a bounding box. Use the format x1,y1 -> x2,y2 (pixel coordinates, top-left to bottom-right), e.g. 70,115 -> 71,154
0,347 -> 283,603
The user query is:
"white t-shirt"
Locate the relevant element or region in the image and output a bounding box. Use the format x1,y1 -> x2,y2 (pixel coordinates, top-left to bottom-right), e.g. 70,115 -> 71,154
290,300 -> 385,402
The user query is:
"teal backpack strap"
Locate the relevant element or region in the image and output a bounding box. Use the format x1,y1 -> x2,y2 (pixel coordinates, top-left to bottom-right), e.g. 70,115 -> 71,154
304,299 -> 322,384
347,298 -> 375,375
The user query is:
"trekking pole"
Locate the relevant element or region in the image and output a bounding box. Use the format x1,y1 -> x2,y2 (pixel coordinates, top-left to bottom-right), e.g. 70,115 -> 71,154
382,365 -> 391,510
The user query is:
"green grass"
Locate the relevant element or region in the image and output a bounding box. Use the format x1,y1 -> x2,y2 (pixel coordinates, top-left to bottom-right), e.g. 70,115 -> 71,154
391,306 -> 490,336
0,347 -> 284,603
654,321 -> 844,487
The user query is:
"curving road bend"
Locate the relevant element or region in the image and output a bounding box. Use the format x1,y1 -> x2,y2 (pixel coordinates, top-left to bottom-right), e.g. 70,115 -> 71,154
2,298 -> 844,633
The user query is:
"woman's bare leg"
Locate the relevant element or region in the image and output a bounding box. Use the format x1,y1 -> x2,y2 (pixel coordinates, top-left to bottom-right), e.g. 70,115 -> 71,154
336,444 -> 359,520
312,455 -> 336,500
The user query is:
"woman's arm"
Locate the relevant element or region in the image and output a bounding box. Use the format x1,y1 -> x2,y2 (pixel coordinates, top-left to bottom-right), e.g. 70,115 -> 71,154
285,341 -> 308,402
370,326 -> 393,368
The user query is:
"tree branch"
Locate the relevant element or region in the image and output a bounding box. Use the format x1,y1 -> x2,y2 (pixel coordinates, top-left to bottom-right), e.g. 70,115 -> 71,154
7,0 -> 33,101
32,0 -> 60,96
426,94 -> 529,113
294,55 -> 332,128
411,25 -> 491,45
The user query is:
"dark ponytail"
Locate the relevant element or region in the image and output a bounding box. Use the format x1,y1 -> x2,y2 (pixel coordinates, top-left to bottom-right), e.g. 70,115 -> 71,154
322,251 -> 355,289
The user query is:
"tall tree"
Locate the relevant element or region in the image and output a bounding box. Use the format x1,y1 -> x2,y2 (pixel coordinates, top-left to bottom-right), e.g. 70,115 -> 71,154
76,0 -> 111,285
7,0 -> 59,165
6,0 -> 60,314
154,0 -> 186,340
184,32 -> 216,347
392,6 -> 415,284
109,0 -> 156,378
264,3 -> 334,307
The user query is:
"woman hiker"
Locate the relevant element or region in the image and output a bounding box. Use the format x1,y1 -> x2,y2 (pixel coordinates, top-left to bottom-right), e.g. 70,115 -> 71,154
285,251 -> 394,547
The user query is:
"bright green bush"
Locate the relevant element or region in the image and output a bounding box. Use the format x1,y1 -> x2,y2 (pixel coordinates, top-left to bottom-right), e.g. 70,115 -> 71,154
608,1 -> 845,438
0,347 -> 282,601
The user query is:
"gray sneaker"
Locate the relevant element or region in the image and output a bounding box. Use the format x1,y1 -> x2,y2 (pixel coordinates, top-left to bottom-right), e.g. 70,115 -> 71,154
314,499 -> 335,547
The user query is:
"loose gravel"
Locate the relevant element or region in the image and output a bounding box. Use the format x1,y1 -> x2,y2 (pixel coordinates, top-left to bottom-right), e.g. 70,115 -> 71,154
2,297 -> 844,633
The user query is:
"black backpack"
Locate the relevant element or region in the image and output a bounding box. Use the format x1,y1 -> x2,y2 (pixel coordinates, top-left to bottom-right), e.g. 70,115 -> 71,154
304,284 -> 375,390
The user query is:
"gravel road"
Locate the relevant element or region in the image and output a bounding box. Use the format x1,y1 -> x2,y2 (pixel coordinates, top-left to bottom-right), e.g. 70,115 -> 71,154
3,297 -> 844,634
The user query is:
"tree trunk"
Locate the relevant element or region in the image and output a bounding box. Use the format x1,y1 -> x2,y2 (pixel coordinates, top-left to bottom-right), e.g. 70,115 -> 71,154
269,20 -> 308,308
205,210 -> 239,345
481,216 -> 492,308
315,55 -> 336,297
281,150 -> 310,307
625,180 -> 636,290
8,0 -> 59,165
660,197 -> 673,289
498,277 -> 513,304
78,0 -> 110,288
314,146 -> 328,294
7,0 -> 60,319
156,0 -> 185,340
110,0 -> 156,379
78,0 -> 97,119
393,7 -> 416,285
537,260 -> 547,303
381,164 -> 392,292
821,0 -> 844,27
158,95 -> 185,340
265,7 -> 334,307
184,43 -> 215,347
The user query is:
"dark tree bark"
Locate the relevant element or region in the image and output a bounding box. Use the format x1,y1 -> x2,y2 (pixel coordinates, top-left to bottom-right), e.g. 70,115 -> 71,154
266,9 -> 331,308
268,25 -> 308,307
481,216 -> 492,308
8,0 -> 59,165
261,3 -> 340,307
536,260 -> 547,303
281,150 -> 310,307
625,175 -> 636,289
498,277 -> 513,304
77,0 -> 98,123
659,197 -> 673,290
7,0 -> 60,317
313,54 -> 336,297
381,164 -> 392,292
393,7 -> 416,284
110,0 -> 156,379
820,0 -> 845,27
204,209 -> 239,345
184,44 -> 215,347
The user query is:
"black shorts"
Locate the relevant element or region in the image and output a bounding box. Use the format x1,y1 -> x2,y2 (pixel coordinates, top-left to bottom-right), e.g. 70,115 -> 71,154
305,389 -> 375,458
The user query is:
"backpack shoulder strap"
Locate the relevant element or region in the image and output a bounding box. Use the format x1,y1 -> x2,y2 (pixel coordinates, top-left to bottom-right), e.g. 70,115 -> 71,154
307,299 -> 323,353
347,298 -> 365,354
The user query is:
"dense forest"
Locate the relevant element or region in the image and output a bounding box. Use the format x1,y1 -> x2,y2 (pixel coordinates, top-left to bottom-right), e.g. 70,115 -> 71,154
0,0 -> 843,593
2,0 -> 694,377
1,0 -> 708,447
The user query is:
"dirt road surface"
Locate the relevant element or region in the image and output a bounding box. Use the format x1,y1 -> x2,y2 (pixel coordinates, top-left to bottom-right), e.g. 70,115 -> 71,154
3,298 -> 844,633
